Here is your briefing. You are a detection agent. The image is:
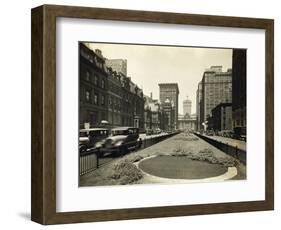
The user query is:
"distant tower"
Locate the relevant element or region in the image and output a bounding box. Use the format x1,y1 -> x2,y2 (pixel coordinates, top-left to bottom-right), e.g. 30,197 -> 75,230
183,96 -> 192,117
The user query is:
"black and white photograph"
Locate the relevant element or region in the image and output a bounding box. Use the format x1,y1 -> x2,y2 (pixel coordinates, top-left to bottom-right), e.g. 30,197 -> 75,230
78,42 -> 247,186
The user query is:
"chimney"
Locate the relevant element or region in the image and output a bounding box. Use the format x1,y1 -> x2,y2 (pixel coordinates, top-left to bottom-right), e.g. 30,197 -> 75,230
150,92 -> 153,99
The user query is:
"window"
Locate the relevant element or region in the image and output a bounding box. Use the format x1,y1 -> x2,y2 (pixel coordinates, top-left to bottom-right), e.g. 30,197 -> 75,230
101,79 -> 105,89
237,119 -> 240,126
85,71 -> 90,81
94,93 -> 98,105
85,90 -> 90,102
101,95 -> 105,105
94,74 -> 98,85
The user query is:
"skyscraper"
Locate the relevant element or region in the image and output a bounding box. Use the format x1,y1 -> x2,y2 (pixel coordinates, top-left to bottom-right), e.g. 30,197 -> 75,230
196,82 -> 202,130
200,66 -> 232,128
159,83 -> 179,129
105,59 -> 127,76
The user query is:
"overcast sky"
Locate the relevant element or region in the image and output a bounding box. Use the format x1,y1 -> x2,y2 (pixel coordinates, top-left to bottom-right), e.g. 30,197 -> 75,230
87,42 -> 232,114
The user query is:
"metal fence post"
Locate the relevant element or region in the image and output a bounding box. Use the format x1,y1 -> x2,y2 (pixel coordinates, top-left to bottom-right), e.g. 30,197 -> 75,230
96,151 -> 99,169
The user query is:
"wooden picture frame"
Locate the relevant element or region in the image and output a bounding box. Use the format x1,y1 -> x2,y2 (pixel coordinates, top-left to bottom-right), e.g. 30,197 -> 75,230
31,4 -> 274,225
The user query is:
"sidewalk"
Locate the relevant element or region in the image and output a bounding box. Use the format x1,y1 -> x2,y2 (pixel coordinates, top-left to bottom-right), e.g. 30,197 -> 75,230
202,135 -> 246,151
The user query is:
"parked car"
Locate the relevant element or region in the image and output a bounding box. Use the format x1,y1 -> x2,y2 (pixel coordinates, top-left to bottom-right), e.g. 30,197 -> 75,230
217,131 -> 223,136
145,129 -> 153,135
233,127 -> 247,141
101,127 -> 142,156
154,128 -> 162,134
221,130 -> 234,138
79,128 -> 109,154
206,130 -> 214,136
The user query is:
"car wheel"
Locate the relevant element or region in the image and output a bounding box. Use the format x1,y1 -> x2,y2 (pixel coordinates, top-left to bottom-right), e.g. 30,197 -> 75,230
80,145 -> 87,153
136,139 -> 142,149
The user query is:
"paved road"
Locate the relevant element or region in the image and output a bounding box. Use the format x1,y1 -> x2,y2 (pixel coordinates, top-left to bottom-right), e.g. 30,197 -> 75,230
98,132 -> 171,167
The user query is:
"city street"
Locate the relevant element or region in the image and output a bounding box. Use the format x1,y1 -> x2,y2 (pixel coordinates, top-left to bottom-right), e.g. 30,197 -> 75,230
97,132 -> 170,167
80,132 -> 246,186
78,42 -> 248,187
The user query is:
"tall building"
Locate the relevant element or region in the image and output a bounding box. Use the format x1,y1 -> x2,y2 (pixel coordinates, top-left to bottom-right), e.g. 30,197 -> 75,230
105,59 -> 127,76
196,82 -> 202,131
162,98 -> 175,131
183,97 -> 192,116
159,83 -> 179,129
200,66 -> 232,129
232,49 -> 247,137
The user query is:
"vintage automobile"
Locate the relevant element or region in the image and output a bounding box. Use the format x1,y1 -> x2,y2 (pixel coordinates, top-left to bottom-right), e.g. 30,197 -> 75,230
101,127 -> 142,156
145,129 -> 153,135
154,128 -> 162,134
79,128 -> 109,154
233,127 -> 247,141
206,130 -> 215,136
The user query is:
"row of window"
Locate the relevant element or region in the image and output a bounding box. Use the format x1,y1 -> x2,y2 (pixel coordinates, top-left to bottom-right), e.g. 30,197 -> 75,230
85,90 -> 144,115
85,90 -> 105,106
81,49 -> 105,71
85,71 -> 140,101
85,70 -> 106,89
108,82 -> 123,97
234,119 -> 246,127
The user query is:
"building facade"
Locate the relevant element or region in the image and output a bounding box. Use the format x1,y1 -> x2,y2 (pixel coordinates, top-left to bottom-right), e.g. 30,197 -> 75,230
183,97 -> 192,116
107,69 -> 122,127
178,115 -> 197,131
129,81 -> 145,129
210,103 -> 233,132
79,43 -> 108,129
144,94 -> 165,131
105,59 -> 127,76
196,82 -> 202,131
159,83 -> 179,130
232,49 -> 247,136
200,66 -> 232,130
161,98 -> 175,131
79,43 -> 144,129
